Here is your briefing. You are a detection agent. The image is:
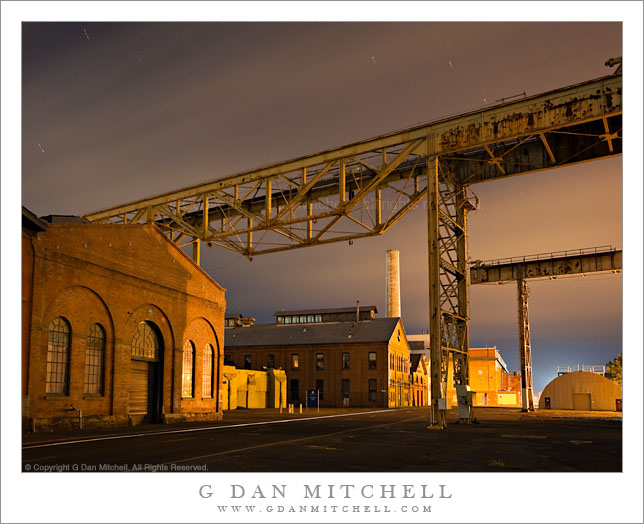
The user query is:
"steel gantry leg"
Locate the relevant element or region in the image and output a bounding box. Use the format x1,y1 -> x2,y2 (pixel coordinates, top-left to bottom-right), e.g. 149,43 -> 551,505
517,278 -> 535,411
427,156 -> 444,428
428,155 -> 476,428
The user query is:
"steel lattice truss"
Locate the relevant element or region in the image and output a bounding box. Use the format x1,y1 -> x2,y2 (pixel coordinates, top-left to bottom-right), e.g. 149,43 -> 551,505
92,141 -> 428,258
85,74 -> 621,259
434,160 -> 476,398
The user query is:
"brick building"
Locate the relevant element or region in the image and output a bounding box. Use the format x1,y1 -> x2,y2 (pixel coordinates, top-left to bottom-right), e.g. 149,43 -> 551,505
224,310 -> 411,408
22,208 -> 226,431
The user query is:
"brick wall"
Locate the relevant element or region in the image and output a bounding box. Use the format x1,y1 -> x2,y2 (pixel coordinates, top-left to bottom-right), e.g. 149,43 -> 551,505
23,223 -> 226,431
224,342 -> 389,408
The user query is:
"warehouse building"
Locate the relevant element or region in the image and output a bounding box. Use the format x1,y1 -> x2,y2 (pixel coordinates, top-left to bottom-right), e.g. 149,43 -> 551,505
539,370 -> 622,411
224,307 -> 412,408
22,208 -> 226,431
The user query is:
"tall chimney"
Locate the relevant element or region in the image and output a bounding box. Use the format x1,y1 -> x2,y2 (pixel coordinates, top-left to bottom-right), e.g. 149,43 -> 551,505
386,249 -> 401,318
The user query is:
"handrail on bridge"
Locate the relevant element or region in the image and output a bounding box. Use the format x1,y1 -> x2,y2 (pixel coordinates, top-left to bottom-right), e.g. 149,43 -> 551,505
472,245 -> 618,268
557,364 -> 606,376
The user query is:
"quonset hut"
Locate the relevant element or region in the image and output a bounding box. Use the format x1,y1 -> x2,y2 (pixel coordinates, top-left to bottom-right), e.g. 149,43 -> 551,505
539,371 -> 622,411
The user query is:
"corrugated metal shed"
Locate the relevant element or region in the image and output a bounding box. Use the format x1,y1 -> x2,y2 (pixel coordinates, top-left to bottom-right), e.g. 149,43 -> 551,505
225,318 -> 400,347
539,371 -> 622,411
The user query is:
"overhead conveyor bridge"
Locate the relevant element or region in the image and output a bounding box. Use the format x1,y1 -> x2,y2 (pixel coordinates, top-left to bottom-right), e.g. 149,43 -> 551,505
84,73 -> 621,260
470,246 -> 622,284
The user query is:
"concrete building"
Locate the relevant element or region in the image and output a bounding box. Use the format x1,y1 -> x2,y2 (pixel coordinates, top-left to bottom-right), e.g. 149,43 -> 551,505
539,371 -> 622,411
455,347 -> 522,408
22,208 -> 226,431
221,366 -> 286,410
224,310 -> 411,408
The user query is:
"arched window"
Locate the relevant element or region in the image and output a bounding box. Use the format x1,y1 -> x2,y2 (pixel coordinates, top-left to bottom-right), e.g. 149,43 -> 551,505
182,340 -> 195,398
46,317 -> 70,394
131,322 -> 159,361
202,344 -> 214,399
85,323 -> 105,394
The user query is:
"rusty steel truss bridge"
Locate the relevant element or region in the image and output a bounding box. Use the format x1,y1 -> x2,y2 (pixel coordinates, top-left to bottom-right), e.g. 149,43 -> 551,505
85,67 -> 622,427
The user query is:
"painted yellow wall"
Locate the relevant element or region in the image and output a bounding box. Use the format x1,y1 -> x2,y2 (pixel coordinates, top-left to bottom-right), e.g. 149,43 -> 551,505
445,349 -> 521,407
387,320 -> 412,407
222,366 -> 286,410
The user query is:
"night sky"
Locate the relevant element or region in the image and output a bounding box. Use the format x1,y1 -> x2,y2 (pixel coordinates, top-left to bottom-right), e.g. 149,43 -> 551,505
21,22 -> 624,393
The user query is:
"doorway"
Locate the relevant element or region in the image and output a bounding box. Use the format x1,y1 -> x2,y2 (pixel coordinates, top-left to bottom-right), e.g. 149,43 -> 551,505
129,322 -> 164,423
572,392 -> 591,411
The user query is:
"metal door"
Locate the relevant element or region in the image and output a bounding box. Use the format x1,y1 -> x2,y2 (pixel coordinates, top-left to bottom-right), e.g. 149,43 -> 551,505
572,392 -> 591,411
129,360 -> 149,415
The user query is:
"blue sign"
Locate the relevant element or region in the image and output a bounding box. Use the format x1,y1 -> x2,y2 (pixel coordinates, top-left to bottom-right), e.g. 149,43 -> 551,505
307,389 -> 319,408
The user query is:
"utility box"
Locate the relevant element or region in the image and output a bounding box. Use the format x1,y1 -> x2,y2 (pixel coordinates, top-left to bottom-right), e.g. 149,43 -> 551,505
455,384 -> 472,420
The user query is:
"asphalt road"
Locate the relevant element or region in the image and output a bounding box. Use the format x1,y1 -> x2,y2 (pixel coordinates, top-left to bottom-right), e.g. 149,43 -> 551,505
22,407 -> 622,472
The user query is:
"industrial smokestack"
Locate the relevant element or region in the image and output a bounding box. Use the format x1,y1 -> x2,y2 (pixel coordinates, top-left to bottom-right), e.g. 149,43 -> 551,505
386,249 -> 401,318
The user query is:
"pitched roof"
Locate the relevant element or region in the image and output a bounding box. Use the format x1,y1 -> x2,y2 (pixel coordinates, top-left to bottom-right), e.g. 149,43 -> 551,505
22,207 -> 48,232
225,318 -> 400,347
274,306 -> 378,317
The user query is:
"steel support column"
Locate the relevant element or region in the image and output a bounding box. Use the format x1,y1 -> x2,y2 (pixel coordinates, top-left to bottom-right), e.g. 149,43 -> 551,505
428,155 -> 476,428
427,156 -> 444,428
453,182 -> 472,423
517,278 -> 535,411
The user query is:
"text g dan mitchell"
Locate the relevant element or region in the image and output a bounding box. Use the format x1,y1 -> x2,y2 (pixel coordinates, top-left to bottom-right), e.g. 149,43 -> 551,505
199,483 -> 453,500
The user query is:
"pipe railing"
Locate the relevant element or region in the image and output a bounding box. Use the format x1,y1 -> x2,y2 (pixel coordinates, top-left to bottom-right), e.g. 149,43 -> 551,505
472,245 -> 618,268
